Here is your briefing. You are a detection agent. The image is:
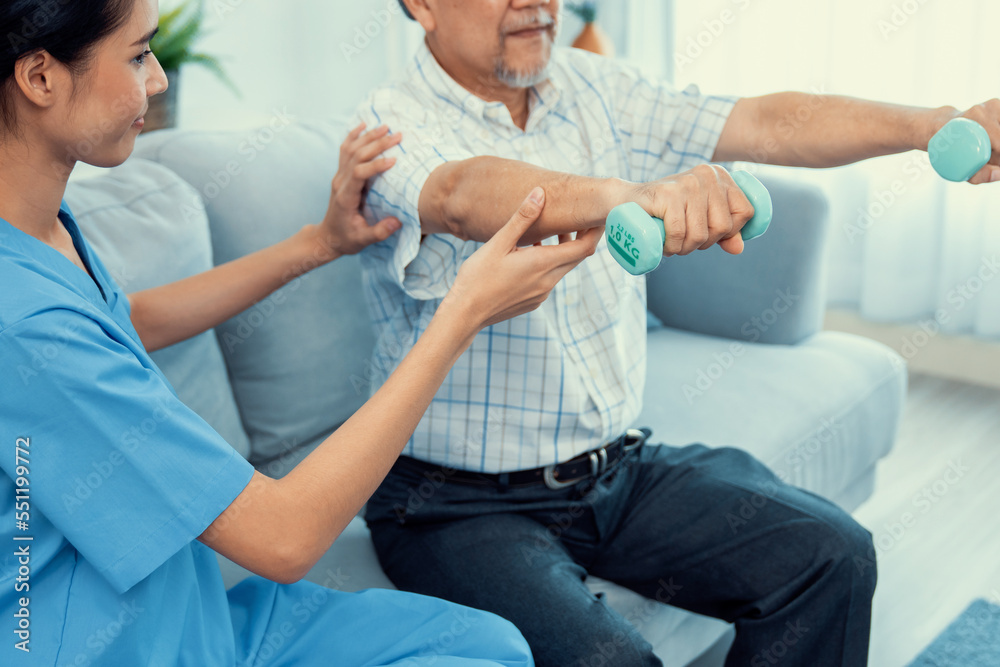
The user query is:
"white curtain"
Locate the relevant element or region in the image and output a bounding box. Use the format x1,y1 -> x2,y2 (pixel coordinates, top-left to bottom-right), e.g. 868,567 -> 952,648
673,0 -> 1000,338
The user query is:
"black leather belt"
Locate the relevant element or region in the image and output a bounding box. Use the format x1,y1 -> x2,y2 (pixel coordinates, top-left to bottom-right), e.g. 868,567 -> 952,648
396,428 -> 651,490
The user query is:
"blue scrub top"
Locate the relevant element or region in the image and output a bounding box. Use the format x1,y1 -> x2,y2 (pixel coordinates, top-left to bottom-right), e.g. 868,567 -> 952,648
0,205 -> 255,665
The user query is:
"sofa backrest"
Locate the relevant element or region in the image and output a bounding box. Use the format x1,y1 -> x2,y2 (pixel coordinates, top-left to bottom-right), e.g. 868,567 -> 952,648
133,121 -> 377,467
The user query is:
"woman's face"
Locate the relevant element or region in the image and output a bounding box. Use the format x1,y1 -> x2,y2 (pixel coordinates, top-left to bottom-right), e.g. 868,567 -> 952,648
47,0 -> 168,169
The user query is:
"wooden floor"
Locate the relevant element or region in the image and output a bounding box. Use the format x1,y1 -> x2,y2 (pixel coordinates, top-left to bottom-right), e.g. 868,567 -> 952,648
690,373 -> 1000,667
856,373 -> 1000,667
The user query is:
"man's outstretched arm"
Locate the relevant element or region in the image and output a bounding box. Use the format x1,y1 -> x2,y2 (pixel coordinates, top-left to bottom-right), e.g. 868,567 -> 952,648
716,93 -> 1000,183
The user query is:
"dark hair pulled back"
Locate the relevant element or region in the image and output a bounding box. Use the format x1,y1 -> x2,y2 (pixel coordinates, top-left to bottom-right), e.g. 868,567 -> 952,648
1,0 -> 134,131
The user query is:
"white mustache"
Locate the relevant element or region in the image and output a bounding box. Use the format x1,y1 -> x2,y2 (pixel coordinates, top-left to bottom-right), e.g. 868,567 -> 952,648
502,11 -> 556,35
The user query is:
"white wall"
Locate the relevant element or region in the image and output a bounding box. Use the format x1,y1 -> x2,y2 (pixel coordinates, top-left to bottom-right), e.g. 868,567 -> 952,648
175,0 -> 408,128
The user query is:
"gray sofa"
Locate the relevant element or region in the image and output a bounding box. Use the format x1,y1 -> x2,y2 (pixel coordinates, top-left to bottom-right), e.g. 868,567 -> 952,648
64,120 -> 907,666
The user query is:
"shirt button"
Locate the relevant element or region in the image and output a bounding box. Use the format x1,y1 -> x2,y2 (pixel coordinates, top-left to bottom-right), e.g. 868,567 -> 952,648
479,130 -> 490,141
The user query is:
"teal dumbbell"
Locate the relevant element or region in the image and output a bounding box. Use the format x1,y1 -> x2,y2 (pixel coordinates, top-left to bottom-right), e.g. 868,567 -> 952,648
928,118 -> 992,182
606,170 -> 773,276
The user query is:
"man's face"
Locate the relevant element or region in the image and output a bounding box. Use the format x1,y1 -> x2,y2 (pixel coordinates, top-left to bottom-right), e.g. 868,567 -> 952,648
426,0 -> 560,90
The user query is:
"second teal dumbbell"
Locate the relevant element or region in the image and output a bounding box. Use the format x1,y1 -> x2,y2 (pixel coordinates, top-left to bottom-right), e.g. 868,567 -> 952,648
605,170 -> 773,276
928,117 -> 992,183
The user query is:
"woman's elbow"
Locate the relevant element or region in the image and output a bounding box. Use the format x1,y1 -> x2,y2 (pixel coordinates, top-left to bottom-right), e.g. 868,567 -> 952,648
261,541 -> 316,585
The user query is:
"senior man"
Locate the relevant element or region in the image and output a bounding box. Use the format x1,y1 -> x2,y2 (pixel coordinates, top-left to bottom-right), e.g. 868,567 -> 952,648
354,1 -> 1000,665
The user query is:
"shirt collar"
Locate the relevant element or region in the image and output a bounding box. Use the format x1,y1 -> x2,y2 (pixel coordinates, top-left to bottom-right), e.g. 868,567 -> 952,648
411,41 -> 561,131
58,202 -> 108,302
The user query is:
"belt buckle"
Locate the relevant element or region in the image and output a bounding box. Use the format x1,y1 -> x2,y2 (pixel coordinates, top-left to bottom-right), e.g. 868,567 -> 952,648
543,445 -> 610,490
542,465 -> 577,490
624,428 -> 648,452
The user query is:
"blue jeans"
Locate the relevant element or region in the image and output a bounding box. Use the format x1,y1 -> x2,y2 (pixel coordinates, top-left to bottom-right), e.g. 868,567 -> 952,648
365,440 -> 876,667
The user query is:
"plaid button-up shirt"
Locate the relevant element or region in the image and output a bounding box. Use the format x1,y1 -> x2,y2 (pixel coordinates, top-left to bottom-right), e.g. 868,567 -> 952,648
356,43 -> 737,473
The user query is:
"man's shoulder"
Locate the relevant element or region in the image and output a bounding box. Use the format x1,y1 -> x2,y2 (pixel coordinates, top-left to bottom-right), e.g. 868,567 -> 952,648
355,79 -> 416,114
550,47 -> 649,97
354,74 -> 445,127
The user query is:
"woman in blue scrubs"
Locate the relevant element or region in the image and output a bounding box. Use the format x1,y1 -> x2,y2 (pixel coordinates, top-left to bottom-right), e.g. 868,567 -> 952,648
0,1 -> 602,665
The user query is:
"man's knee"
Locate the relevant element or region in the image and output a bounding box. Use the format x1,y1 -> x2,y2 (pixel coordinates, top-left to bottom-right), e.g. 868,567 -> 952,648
839,517 -> 878,594
812,511 -> 878,596
696,445 -> 779,483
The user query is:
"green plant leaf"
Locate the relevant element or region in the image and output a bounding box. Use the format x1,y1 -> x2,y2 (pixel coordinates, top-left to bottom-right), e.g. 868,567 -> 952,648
149,0 -> 239,96
152,7 -> 204,70
156,4 -> 187,34
186,53 -> 242,98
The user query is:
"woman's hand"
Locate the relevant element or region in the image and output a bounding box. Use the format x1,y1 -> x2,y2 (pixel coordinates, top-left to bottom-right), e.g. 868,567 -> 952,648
443,187 -> 603,330
317,123 -> 403,259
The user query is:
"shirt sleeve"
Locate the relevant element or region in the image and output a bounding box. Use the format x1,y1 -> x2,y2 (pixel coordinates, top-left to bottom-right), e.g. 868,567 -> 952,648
354,89 -> 480,301
605,62 -> 739,183
0,310 -> 254,594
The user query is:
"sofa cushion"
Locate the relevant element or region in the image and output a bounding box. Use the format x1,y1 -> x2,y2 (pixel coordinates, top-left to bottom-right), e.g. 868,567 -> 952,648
133,122 -> 376,465
638,328 -> 906,499
66,159 -> 251,459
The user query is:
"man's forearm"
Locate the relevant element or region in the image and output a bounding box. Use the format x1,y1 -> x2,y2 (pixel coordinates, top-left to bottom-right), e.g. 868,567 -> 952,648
421,156 -> 628,244
714,93 -> 959,167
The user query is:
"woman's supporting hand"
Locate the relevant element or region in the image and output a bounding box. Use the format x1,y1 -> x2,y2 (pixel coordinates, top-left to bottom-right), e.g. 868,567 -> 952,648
443,187 -> 603,330
316,123 -> 403,259
129,123 -> 401,353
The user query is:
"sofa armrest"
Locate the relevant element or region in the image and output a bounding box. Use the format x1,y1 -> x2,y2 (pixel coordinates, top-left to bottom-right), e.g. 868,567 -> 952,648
645,171 -> 831,345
